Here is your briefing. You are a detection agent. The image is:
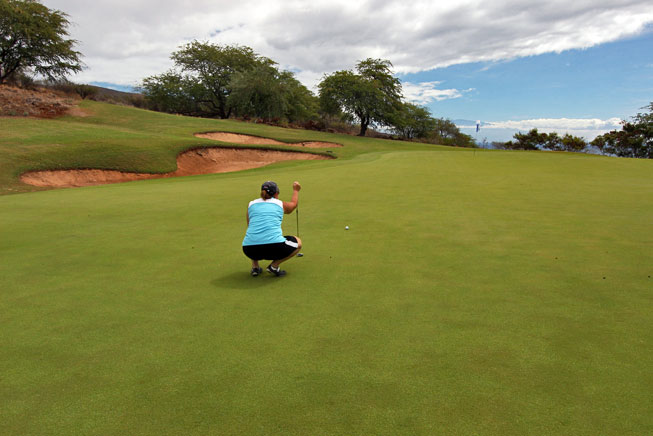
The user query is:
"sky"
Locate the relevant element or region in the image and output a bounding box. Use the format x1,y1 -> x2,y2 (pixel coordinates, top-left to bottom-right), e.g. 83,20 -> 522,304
41,0 -> 653,142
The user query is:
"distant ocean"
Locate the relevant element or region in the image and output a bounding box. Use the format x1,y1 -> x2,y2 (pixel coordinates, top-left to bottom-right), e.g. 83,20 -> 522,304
454,120 -> 611,148
454,120 -> 517,147
90,82 -> 137,93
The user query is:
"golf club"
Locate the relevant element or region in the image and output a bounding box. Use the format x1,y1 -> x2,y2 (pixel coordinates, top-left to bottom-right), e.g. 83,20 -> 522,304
296,205 -> 303,257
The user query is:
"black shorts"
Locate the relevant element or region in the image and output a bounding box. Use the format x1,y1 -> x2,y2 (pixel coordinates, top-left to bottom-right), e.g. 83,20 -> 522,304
243,236 -> 299,261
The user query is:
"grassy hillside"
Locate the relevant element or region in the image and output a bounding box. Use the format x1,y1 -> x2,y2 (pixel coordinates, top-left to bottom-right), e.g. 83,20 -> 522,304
1,103 -> 652,436
0,100 -> 439,194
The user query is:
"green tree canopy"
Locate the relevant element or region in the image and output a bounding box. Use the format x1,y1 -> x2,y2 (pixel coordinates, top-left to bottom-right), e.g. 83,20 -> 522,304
141,41 -> 316,122
560,133 -> 588,152
141,42 -> 272,119
0,0 -> 82,84
171,41 -> 271,119
591,103 -> 653,159
433,118 -> 462,139
499,128 -> 586,152
503,129 -> 549,150
140,72 -> 207,116
318,58 -> 402,136
229,64 -> 318,122
390,102 -> 437,139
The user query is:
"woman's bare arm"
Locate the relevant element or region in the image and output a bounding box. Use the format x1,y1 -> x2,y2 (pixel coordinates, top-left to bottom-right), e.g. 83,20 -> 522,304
283,181 -> 301,214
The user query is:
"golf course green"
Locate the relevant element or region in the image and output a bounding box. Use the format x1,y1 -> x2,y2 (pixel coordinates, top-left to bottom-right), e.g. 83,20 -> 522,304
1,101 -> 652,435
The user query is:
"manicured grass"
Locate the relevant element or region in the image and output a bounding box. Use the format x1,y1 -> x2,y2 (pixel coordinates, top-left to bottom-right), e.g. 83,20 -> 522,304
1,103 -> 652,435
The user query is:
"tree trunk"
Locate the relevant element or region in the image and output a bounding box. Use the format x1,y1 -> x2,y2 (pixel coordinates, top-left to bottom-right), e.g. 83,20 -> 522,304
358,117 -> 369,136
217,105 -> 228,119
0,61 -> 21,84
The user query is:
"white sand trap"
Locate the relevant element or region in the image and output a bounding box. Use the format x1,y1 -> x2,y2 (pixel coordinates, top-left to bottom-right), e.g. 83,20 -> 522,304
21,147 -> 331,188
195,132 -> 342,148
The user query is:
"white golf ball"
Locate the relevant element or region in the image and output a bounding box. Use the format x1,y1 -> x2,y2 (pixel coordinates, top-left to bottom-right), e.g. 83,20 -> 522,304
345,226 -> 349,230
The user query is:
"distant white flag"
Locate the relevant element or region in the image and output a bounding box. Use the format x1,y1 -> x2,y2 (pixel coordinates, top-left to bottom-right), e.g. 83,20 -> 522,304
476,120 -> 481,133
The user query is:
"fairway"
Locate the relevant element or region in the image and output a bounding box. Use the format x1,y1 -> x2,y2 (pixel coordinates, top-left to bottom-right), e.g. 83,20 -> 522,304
1,109 -> 652,435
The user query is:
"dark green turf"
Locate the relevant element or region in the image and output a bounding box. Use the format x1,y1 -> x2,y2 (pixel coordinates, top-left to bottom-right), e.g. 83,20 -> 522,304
1,104 -> 652,435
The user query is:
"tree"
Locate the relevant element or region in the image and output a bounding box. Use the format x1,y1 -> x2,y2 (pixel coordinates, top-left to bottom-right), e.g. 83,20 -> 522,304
541,132 -> 562,151
74,83 -> 97,100
229,65 -> 318,122
390,102 -> 437,139
140,72 -> 207,116
141,41 -> 272,119
318,58 -> 402,136
591,103 -> 653,159
432,118 -> 459,139
504,129 -> 547,150
498,129 -> 587,152
449,132 -> 477,148
278,71 -> 319,123
226,64 -> 284,120
560,133 -> 587,152
0,0 -> 82,84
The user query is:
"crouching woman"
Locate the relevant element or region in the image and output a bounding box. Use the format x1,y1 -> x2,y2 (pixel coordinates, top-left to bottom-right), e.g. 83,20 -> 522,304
242,181 -> 302,277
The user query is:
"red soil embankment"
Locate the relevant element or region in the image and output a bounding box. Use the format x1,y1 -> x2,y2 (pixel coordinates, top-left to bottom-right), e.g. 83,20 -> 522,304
21,147 -> 331,188
0,85 -> 77,117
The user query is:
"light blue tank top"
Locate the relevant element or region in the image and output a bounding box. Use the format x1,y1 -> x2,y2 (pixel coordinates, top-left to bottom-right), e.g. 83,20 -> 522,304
242,198 -> 286,246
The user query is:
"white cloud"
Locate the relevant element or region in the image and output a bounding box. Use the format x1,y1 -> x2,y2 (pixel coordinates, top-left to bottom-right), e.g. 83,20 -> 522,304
40,0 -> 653,87
402,81 -> 473,105
482,118 -> 623,131
458,117 -> 623,140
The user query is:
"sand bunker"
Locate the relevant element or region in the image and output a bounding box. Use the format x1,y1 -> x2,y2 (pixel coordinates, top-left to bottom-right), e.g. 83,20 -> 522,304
21,147 -> 331,188
195,132 -> 342,148
66,106 -> 93,117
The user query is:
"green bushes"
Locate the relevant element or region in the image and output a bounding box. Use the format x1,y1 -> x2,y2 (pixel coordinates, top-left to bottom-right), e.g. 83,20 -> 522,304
592,103 -> 653,158
496,128 -> 587,152
491,103 -> 653,159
